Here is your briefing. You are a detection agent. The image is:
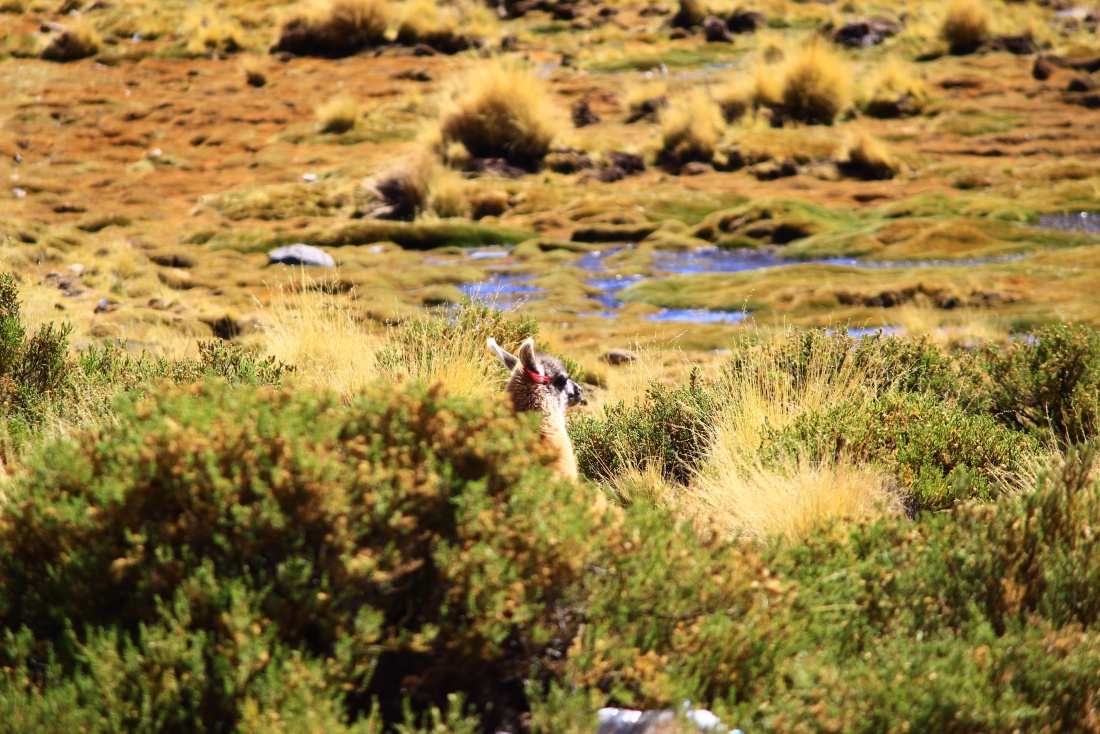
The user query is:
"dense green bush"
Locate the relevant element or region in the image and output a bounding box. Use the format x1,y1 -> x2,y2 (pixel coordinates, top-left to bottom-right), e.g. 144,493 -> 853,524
766,391 -> 1037,509
979,323 -> 1100,445
571,369 -> 724,486
0,381 -> 781,731
0,272 -> 74,449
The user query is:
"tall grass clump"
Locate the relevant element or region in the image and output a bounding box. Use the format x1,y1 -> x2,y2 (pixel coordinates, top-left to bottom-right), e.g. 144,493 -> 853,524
262,286 -> 537,402
395,0 -> 487,53
39,19 -> 101,62
861,58 -> 931,118
317,95 -> 359,133
657,89 -> 725,170
185,7 -> 247,56
941,0 -> 991,55
364,152 -> 469,220
439,62 -> 560,170
838,130 -> 900,180
273,0 -> 390,58
780,38 -> 851,125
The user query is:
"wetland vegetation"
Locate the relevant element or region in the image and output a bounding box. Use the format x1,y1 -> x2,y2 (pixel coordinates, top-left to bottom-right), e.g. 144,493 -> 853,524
2,0 -> 1100,731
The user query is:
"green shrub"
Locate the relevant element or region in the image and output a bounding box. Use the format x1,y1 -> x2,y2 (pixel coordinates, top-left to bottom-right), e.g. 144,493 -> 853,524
0,272 -> 74,452
571,369 -> 725,486
767,391 -> 1036,509
752,447 -> 1100,732
0,381 -> 784,730
979,323 -> 1100,445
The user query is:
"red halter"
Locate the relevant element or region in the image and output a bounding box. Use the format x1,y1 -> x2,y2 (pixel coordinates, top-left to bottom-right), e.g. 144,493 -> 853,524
524,367 -> 552,384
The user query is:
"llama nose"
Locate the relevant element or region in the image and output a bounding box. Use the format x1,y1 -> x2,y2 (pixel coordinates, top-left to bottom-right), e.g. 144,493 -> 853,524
567,379 -> 585,407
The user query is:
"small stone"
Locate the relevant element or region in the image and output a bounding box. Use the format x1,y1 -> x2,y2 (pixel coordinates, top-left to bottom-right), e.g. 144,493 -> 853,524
67,263 -> 85,276
602,349 -> 639,365
267,243 -> 335,267
679,161 -> 713,176
301,173 -> 318,183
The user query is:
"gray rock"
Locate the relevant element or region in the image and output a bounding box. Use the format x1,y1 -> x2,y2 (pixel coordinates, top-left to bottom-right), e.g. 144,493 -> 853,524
267,243 -> 335,268
602,349 -> 639,365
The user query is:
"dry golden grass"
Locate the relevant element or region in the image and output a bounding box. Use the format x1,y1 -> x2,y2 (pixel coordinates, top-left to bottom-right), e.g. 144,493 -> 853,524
395,0 -> 496,51
681,329 -> 903,541
240,55 -> 269,87
365,152 -> 469,220
273,0 -> 390,58
692,454 -> 901,543
185,7 -> 247,56
316,96 -> 359,134
658,89 -> 725,169
439,61 -> 560,169
260,276 -> 383,400
941,0 -> 991,54
39,18 -> 102,62
838,130 -> 900,180
261,275 -> 507,402
861,58 -> 931,118
780,38 -> 850,125
891,302 -> 1006,348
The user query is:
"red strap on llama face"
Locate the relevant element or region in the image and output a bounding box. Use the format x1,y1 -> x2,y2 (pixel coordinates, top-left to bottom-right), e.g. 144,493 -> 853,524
524,367 -> 552,384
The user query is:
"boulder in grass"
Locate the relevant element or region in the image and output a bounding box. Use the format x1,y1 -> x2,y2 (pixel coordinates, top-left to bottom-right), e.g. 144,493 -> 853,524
268,243 -> 335,267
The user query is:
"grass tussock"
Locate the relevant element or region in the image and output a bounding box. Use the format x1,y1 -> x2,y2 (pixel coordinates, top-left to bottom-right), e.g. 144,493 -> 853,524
395,0 -> 491,53
657,89 -> 725,170
363,152 -> 470,221
185,7 -> 246,56
439,62 -> 560,170
316,96 -> 359,134
259,278 -> 381,400
780,38 -> 851,125
838,131 -> 900,180
262,280 -> 538,402
39,19 -> 102,62
861,58 -> 931,118
240,55 -> 268,87
941,0 -> 991,55
693,455 -> 901,543
273,0 -> 390,58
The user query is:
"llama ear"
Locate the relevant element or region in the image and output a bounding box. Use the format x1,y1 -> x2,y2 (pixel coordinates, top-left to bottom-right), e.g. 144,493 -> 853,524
516,338 -> 539,372
486,338 -> 519,371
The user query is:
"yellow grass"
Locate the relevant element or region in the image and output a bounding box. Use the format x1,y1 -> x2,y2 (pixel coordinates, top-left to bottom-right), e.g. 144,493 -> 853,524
683,330 -> 901,541
439,61 -> 560,168
941,0 -> 991,54
395,0 -> 497,48
839,130 -> 900,180
275,0 -> 390,57
317,96 -> 359,134
240,55 -> 269,87
861,57 -> 930,116
185,7 -> 247,56
365,151 -> 469,219
659,89 -> 725,167
260,275 -> 383,400
692,454 -> 901,543
780,38 -> 850,125
260,275 -> 508,402
39,18 -> 102,62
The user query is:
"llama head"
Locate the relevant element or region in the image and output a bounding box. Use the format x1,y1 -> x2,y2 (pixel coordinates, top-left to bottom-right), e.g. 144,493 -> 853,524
487,337 -> 584,413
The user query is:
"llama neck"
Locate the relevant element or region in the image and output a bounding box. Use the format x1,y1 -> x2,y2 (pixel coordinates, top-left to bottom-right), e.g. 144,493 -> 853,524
540,403 -> 578,480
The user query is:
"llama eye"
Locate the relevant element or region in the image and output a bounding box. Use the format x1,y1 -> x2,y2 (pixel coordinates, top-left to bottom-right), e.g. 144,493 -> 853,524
554,376 -> 567,388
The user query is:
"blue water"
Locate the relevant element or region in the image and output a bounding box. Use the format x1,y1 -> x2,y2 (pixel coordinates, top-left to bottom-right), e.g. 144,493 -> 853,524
454,244 -> 1029,322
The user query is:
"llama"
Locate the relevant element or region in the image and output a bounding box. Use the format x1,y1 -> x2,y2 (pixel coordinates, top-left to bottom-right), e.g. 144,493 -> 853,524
487,337 -> 584,479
